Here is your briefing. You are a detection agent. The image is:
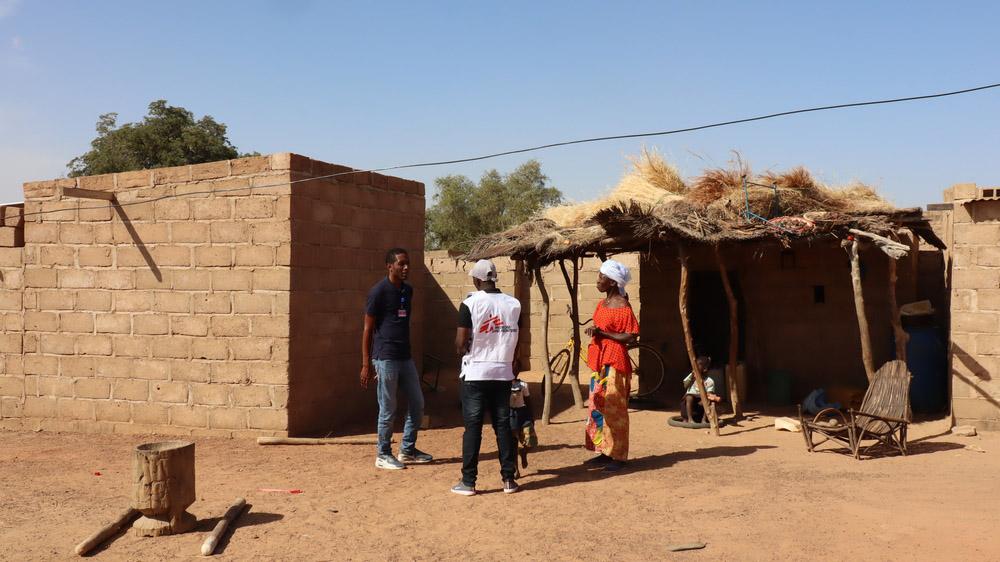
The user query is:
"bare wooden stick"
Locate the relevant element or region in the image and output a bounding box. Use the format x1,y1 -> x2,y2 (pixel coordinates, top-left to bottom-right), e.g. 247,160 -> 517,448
535,267 -> 554,424
906,229 -> 920,303
678,244 -> 720,436
714,245 -> 742,419
200,498 -> 247,556
559,258 -> 584,409
256,437 -> 377,446
888,257 -> 908,362
75,508 -> 139,556
847,228 -> 910,258
846,239 -> 875,381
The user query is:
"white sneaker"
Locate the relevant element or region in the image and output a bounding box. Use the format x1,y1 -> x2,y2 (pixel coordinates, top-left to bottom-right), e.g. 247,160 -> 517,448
375,454 -> 406,470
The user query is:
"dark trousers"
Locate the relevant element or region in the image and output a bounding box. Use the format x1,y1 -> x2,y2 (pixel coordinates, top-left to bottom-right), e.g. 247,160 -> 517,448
461,379 -> 516,486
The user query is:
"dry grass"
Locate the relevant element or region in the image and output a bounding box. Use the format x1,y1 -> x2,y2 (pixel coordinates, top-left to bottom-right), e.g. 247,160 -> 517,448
686,154 -> 750,209
543,148 -> 685,227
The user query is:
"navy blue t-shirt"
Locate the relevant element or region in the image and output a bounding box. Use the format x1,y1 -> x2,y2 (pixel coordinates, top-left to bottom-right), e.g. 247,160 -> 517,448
365,277 -> 413,360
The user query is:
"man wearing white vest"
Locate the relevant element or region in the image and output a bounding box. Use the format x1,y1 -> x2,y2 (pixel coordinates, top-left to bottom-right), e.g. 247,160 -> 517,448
450,259 -> 523,496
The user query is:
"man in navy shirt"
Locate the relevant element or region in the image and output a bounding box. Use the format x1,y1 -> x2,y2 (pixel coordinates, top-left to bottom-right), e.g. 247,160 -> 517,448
361,248 -> 432,470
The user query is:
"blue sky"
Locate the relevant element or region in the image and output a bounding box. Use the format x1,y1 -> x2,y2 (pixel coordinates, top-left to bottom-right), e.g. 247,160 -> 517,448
1,1 -> 998,208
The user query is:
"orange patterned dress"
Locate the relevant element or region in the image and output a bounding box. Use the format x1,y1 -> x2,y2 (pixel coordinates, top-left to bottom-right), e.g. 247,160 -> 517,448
585,300 -> 640,461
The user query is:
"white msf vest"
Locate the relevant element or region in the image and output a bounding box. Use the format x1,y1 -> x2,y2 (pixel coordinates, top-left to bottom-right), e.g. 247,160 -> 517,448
461,291 -> 521,379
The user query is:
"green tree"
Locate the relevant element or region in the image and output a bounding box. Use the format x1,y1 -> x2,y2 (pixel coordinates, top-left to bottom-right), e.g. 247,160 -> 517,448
425,160 -> 562,251
67,100 -> 253,177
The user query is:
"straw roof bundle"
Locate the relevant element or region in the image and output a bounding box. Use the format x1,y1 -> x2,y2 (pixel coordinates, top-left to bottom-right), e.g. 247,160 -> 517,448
543,149 -> 685,227
465,151 -> 921,264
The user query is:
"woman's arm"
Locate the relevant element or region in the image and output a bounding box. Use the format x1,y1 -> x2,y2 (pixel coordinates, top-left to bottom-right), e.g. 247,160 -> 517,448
587,327 -> 637,345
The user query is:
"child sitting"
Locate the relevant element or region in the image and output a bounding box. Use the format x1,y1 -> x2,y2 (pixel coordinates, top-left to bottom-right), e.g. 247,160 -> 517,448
510,377 -> 537,478
680,356 -> 722,423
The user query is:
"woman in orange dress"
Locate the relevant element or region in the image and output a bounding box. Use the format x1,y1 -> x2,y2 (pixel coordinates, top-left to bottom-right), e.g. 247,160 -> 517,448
583,259 -> 639,472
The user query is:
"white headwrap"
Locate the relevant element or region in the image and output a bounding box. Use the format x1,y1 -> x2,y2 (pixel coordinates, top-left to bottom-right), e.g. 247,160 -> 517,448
468,259 -> 498,282
599,259 -> 631,296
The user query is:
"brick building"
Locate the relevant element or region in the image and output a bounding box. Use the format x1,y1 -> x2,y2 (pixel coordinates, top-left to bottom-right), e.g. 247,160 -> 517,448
935,184 -> 1000,430
0,154 -> 424,437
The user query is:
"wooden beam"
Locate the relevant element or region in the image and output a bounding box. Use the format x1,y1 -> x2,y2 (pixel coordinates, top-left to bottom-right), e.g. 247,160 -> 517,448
558,259 -> 585,409
907,229 -> 920,304
846,239 -> 875,381
535,267 -> 554,424
715,245 -> 743,419
678,243 -> 720,435
889,256 -> 908,362
63,187 -> 117,202
847,228 -> 909,259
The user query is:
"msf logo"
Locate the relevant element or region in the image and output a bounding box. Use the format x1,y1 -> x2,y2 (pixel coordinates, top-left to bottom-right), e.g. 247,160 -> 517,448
478,315 -> 517,334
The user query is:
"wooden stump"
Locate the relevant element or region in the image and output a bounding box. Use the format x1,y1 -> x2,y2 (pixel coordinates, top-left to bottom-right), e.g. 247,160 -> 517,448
131,441 -> 196,537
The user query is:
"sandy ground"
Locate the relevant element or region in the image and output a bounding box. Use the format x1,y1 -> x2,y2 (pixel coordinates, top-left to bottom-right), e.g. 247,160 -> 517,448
2,396 -> 999,562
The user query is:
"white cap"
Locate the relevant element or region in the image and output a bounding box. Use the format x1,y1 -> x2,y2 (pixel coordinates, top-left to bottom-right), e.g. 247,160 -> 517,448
468,259 -> 498,281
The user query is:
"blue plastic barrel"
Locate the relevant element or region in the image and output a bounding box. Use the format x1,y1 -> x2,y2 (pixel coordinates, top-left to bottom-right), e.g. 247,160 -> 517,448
767,370 -> 793,406
904,325 -> 947,413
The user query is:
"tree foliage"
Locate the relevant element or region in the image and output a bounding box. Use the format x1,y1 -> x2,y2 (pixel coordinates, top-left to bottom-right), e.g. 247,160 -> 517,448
425,160 -> 562,251
67,100 -> 253,177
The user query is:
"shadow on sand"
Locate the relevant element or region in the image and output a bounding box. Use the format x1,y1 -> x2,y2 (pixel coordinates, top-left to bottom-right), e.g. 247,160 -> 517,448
523,445 -> 777,492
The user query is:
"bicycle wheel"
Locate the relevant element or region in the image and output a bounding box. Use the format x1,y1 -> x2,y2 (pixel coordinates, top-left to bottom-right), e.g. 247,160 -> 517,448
626,343 -> 665,399
546,348 -> 572,395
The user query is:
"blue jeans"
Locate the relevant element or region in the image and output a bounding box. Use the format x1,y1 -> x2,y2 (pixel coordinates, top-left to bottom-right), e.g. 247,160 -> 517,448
373,359 -> 424,456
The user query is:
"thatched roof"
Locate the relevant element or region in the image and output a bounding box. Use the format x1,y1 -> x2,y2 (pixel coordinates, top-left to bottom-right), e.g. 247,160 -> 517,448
466,151 -> 942,264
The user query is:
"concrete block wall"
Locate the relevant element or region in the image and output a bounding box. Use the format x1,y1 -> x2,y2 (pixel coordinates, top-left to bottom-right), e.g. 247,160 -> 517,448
0,205 -> 25,421
0,154 -> 425,437
945,183 -> 1000,429
5,156 -> 292,436
285,156 -> 424,435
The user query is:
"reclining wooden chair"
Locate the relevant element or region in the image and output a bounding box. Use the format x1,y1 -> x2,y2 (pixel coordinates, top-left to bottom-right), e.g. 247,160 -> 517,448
799,360 -> 912,460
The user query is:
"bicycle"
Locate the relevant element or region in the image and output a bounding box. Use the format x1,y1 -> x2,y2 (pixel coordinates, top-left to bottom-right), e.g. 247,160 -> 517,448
545,306 -> 665,401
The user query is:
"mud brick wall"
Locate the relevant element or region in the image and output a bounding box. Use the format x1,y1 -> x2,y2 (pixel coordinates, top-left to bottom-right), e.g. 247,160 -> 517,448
640,242 -> 923,403
945,183 -> 1000,430
285,156 -> 424,435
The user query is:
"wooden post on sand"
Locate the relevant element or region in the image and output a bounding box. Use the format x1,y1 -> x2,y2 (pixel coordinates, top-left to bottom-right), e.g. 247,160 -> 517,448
536,267 -> 555,424
559,258 -> 585,410
845,239 -> 875,381
678,244 -> 720,436
714,245 -> 743,419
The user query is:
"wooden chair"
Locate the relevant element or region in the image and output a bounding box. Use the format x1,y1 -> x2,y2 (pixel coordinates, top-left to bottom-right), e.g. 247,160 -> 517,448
799,360 -> 912,460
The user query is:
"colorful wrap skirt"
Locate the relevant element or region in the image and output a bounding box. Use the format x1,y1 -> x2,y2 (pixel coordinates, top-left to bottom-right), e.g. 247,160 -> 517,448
585,365 -> 629,461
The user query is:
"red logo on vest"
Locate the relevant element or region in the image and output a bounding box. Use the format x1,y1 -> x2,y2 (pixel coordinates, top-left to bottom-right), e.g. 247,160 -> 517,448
478,315 -> 515,334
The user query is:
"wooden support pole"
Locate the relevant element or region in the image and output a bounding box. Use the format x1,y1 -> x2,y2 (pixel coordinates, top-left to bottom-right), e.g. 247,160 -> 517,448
907,229 -> 920,304
559,259 -> 585,410
257,436 -> 377,446
889,257 -> 908,363
846,239 -> 875,381
75,508 -> 139,556
678,244 -> 720,436
200,498 -> 247,556
536,267 -> 554,425
714,245 -> 743,419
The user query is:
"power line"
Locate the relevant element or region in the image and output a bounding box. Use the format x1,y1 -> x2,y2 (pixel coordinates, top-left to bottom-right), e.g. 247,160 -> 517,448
22,80 -> 1000,219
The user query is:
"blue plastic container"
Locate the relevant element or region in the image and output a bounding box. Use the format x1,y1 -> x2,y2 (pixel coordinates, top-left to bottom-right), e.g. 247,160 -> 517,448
903,324 -> 947,413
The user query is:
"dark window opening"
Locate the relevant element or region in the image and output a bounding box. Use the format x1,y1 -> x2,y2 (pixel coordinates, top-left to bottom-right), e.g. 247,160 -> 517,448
813,285 -> 825,304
